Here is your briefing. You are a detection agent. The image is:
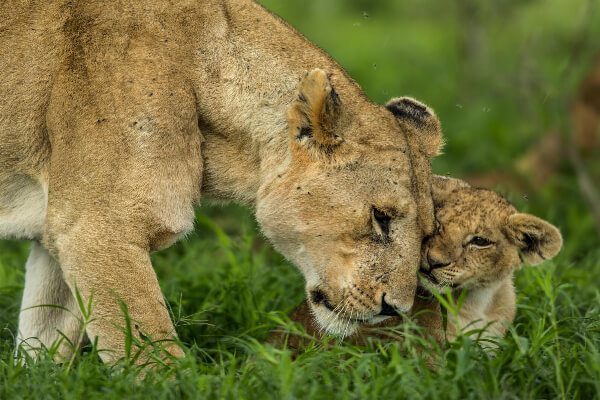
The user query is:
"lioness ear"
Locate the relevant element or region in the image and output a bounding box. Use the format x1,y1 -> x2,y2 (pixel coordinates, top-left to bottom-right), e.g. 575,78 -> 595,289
504,213 -> 563,266
386,97 -> 444,157
431,175 -> 470,207
288,69 -> 345,148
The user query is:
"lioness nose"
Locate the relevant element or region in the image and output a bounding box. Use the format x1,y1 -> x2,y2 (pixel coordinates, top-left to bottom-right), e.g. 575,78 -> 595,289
378,293 -> 399,316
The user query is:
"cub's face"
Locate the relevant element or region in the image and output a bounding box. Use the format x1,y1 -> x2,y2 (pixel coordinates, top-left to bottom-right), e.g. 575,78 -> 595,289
419,181 -> 562,293
256,70 -> 443,336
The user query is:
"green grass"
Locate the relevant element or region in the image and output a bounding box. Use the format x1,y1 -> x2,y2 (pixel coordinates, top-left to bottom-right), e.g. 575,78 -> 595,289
1,0 -> 600,398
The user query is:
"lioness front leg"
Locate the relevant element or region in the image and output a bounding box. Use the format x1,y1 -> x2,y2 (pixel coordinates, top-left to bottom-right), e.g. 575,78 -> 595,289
41,134 -> 199,363
16,242 -> 83,361
46,225 -> 185,363
43,60 -> 203,362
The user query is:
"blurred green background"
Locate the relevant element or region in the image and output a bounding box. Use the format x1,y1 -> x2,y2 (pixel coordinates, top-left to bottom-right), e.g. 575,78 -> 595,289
1,0 -> 600,398
258,0 -> 600,256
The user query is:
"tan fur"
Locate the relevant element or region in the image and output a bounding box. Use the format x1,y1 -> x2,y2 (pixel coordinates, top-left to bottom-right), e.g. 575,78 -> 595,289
279,176 -> 562,349
419,176 -> 562,343
1,0 -> 443,363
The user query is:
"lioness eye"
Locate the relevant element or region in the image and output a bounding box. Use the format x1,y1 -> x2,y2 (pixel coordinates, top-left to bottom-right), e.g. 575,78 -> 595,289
373,208 -> 391,236
469,236 -> 491,247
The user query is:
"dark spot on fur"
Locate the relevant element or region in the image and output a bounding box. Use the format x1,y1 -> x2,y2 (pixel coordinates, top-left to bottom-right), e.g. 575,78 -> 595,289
297,186 -> 301,190
344,161 -> 360,172
330,87 -> 340,105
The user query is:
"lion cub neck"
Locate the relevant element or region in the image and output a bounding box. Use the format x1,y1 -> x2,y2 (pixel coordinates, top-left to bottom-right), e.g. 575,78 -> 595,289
446,276 -> 516,340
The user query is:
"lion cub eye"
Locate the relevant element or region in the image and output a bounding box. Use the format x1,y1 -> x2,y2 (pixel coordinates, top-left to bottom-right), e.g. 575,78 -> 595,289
373,207 -> 391,236
469,236 -> 492,247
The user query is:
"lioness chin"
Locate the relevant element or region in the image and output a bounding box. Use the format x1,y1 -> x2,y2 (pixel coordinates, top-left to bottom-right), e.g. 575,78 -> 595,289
2,0 -> 443,363
276,176 -> 562,351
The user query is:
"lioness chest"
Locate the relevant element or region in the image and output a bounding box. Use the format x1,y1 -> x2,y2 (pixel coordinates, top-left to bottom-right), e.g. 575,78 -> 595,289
0,174 -> 47,240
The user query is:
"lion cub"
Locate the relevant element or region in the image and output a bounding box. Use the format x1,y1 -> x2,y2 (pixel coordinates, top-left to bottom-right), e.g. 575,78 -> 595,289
414,176 -> 563,343
277,176 -> 563,348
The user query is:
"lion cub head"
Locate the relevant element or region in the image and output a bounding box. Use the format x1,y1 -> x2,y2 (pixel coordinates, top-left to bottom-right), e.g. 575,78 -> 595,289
256,69 -> 443,335
419,176 -> 563,292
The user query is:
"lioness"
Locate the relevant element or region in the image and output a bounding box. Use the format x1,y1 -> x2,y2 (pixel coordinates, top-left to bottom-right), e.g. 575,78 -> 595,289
279,176 -> 562,349
2,0 -> 443,362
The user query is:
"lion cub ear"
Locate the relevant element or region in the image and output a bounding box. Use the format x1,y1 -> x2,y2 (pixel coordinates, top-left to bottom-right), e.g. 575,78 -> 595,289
385,97 -> 444,158
504,213 -> 563,266
288,69 -> 345,149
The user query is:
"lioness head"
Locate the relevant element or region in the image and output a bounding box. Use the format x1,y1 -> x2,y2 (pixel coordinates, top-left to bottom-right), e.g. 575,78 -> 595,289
256,69 -> 443,335
420,176 -> 563,292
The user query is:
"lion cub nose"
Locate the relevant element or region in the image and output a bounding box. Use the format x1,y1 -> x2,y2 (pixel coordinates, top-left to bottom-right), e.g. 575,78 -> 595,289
426,250 -> 451,270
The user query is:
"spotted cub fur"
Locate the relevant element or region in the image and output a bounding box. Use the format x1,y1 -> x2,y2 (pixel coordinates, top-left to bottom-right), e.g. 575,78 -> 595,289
416,175 -> 562,343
